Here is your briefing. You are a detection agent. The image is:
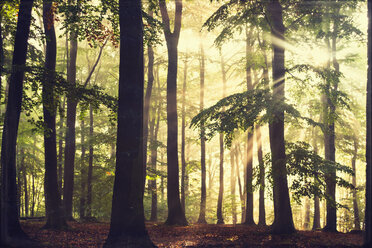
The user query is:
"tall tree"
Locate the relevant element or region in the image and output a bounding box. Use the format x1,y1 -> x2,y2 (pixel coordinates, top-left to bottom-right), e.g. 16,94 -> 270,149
197,42 -> 207,224
256,124 -> 266,226
365,0 -> 372,246
230,144 -> 237,224
0,0 -> 38,245
103,0 -> 155,246
63,0 -> 79,220
42,0 -> 67,229
86,105 -> 93,218
159,0 -> 188,226
217,48 -> 226,224
79,118 -> 86,219
244,26 -> 255,226
181,56 -> 188,212
143,10 -> 155,185
266,0 -> 295,234
351,137 -> 360,231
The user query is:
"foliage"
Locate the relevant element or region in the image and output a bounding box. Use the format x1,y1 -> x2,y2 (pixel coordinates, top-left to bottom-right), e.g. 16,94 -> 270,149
190,88 -> 300,147
260,142 -> 354,208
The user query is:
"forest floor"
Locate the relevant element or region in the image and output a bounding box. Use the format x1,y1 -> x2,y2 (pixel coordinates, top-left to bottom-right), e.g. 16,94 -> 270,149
22,220 -> 363,248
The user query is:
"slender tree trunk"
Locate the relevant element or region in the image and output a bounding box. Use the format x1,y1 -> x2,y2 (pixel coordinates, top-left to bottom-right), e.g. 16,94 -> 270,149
351,139 -> 360,230
150,98 -> 160,222
58,98 -> 65,194
86,105 -> 93,218
244,26 -> 255,226
143,15 -> 155,186
256,125 -> 266,226
366,1 -> 372,241
323,13 -> 339,232
217,49 -> 225,224
159,0 -> 187,226
103,0 -> 154,246
230,145 -> 237,224
42,0 -> 67,229
63,20 -> 78,221
197,43 -> 207,224
303,197 -> 310,230
22,151 -> 28,217
235,145 -> 245,222
266,0 -> 295,234
181,56 -> 187,212
31,175 -> 35,217
311,126 -> 321,230
79,119 -> 86,219
0,7 -> 3,104
0,0 -> 37,245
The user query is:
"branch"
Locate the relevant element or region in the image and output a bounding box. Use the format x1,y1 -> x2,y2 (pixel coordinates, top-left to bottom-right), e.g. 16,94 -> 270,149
173,0 -> 183,37
159,0 -> 171,36
83,37 -> 108,88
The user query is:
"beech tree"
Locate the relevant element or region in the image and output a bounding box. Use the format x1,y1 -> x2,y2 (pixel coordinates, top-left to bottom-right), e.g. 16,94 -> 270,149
0,0 -> 38,246
103,0 -> 155,246
159,0 -> 188,226
42,0 -> 67,229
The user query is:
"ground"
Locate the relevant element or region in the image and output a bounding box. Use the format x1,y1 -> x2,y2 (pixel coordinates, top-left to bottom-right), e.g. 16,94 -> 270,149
22,220 -> 363,247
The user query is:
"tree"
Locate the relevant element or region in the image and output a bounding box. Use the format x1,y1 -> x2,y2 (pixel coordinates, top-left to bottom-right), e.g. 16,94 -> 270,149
159,0 -> 188,226
365,0 -> 372,246
63,0 -> 79,220
42,0 -> 67,229
103,0 -> 155,246
0,0 -> 38,246
217,48 -> 226,224
86,104 -> 94,218
197,42 -> 207,224
181,55 -> 188,212
266,0 -> 295,234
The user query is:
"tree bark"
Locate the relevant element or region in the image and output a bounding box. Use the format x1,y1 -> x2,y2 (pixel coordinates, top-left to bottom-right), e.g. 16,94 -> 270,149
181,56 -> 187,213
230,145 -> 237,224
217,48 -> 226,225
256,125 -> 266,226
22,149 -> 28,218
323,7 -> 339,232
0,6 -> 3,105
235,145 -> 245,222
42,0 -> 67,230
143,13 -> 155,187
58,98 -> 65,194
159,0 -> 187,226
149,100 -> 160,222
197,43 -> 207,224
303,197 -> 311,230
63,13 -> 78,220
86,105 -> 93,218
79,119 -> 86,219
244,26 -> 255,226
0,0 -> 37,245
103,0 -> 155,246
266,0 -> 295,234
365,2 -> 372,246
351,138 -> 360,231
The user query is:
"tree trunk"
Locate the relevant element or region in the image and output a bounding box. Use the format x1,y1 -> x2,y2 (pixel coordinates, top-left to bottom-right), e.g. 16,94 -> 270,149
0,0 -> 37,245
303,197 -> 311,230
244,26 -> 255,226
365,2 -> 372,246
150,101 -> 160,222
143,15 -> 155,186
79,119 -> 86,219
22,150 -> 28,217
351,138 -> 360,231
63,19 -> 78,221
217,49 -> 226,225
42,0 -> 67,229
0,7 -> 3,105
159,0 -> 187,226
58,98 -> 65,194
266,0 -> 295,234
103,0 -> 154,246
312,125 -> 321,230
256,125 -> 266,226
323,7 -> 339,232
181,56 -> 187,213
86,105 -> 93,218
197,43 -> 207,224
230,145 -> 237,225
235,145 -> 245,223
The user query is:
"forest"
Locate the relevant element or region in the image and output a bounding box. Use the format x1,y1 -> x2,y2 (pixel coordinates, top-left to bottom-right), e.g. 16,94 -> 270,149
0,0 -> 372,247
